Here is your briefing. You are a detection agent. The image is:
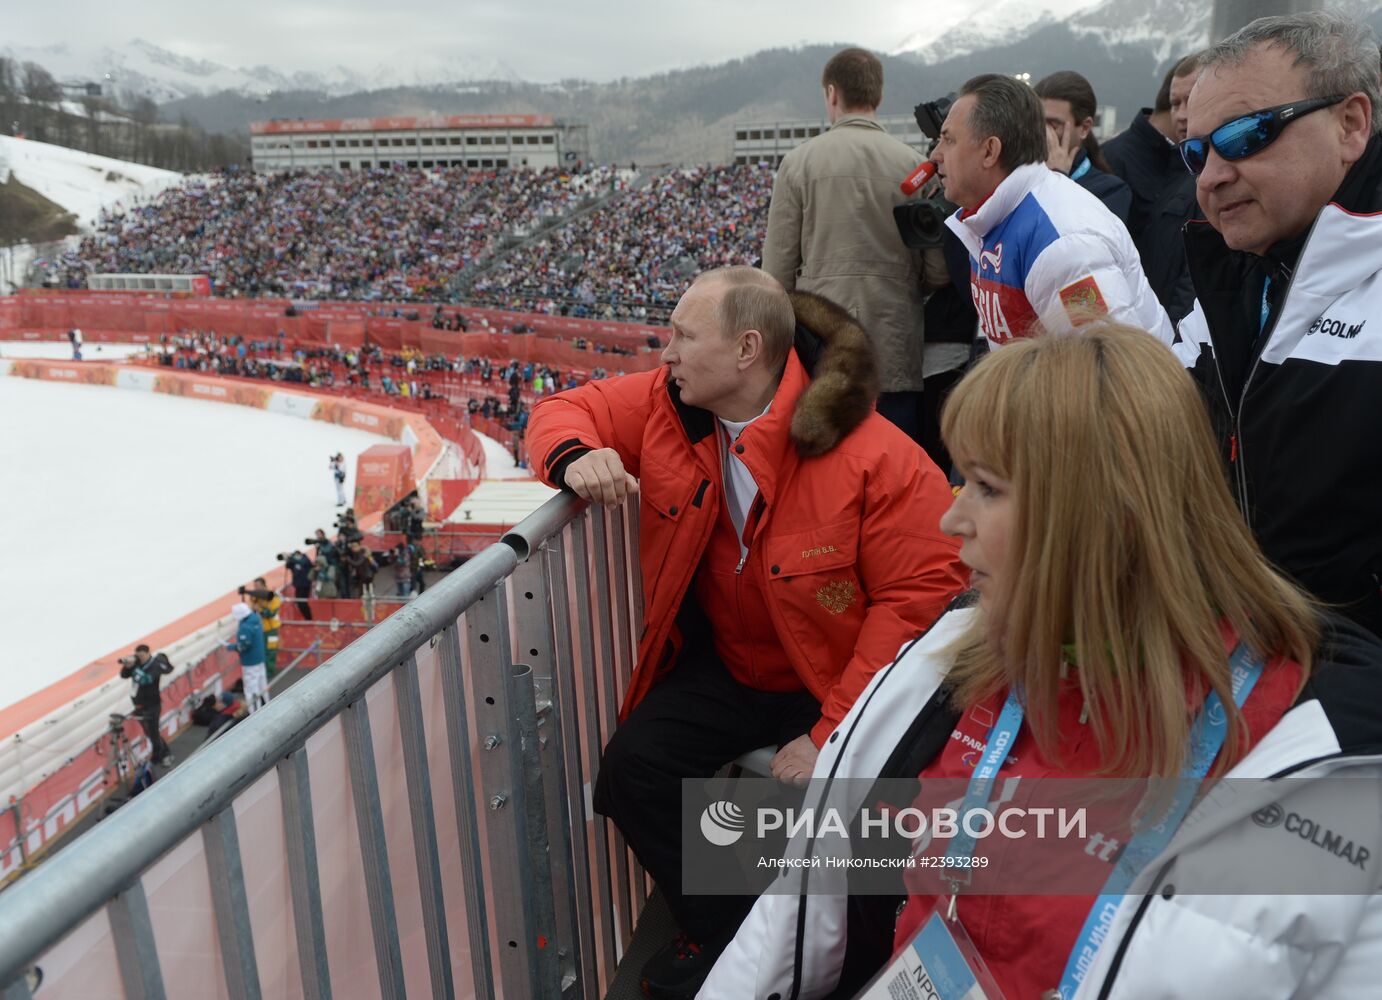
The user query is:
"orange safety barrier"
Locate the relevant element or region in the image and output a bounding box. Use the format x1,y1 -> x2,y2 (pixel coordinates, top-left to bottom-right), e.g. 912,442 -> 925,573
1,290 -> 667,356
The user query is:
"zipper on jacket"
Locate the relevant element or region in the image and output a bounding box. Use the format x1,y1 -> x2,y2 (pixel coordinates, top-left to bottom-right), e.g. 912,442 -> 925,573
1093,749 -> 1382,998
1094,861 -> 1172,1000
1209,220 -> 1314,522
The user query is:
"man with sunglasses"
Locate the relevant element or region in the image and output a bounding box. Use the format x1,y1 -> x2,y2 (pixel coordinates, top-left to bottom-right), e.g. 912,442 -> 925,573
1175,11 -> 1382,637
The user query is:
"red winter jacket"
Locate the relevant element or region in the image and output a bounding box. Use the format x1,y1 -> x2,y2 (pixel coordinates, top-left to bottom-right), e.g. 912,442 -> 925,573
528,292 -> 966,745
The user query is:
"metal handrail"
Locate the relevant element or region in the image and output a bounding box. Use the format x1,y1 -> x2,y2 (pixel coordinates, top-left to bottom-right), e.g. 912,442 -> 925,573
0,532 -> 534,984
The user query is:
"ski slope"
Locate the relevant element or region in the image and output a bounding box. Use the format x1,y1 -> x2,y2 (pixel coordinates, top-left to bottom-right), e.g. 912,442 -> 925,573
0,134 -> 183,229
0,376 -> 386,711
0,341 -> 149,360
473,428 -> 535,480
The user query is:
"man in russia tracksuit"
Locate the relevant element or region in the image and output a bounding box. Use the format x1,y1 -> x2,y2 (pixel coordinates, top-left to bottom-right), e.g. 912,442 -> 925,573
229,602 -> 269,713
930,73 -> 1173,348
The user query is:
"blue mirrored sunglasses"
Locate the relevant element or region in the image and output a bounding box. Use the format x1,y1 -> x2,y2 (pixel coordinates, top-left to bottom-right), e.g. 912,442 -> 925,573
1179,95 -> 1345,174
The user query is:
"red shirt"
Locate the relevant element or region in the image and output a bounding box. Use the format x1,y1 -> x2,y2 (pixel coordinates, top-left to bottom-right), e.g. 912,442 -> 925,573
892,653 -> 1302,999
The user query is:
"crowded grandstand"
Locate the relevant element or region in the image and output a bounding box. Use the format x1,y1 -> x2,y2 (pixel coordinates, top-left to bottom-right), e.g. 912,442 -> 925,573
42,162 -> 772,321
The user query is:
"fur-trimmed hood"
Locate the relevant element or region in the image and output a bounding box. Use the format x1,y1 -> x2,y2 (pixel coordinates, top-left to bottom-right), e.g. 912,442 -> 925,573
786,290 -> 879,457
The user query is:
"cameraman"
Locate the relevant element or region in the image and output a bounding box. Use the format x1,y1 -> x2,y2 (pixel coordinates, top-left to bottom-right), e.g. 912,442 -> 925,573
119,645 -> 174,766
343,540 -> 379,621
330,452 -> 347,506
308,528 -> 339,568
280,549 -> 314,621
241,578 -> 282,678
762,46 -> 947,443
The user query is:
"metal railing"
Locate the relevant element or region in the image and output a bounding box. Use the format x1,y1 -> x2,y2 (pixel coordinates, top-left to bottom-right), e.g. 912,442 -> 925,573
0,492 -> 648,999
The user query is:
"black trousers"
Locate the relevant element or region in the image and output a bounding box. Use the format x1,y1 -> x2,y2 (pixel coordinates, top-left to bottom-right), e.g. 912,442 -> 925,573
293,584 -> 313,620
136,702 -> 171,763
593,644 -> 820,946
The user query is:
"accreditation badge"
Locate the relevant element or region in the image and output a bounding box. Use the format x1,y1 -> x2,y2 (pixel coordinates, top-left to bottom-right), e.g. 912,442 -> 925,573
854,909 -> 1007,1000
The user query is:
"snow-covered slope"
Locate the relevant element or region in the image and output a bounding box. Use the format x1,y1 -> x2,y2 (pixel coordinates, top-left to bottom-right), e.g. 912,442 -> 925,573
2,38 -> 519,104
897,0 -> 1381,68
0,134 -> 182,229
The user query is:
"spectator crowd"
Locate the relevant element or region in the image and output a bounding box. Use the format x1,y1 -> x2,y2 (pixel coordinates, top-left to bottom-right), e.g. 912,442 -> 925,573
43,162 -> 770,324
48,164 -> 624,301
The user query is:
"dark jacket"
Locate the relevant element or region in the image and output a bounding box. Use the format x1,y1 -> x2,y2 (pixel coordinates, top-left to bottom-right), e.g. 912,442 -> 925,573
1103,110 -> 1199,321
1070,149 -> 1133,224
1178,135 -> 1382,637
285,552 -> 313,590
121,653 -> 174,708
344,547 -> 378,584
1103,109 -> 1181,238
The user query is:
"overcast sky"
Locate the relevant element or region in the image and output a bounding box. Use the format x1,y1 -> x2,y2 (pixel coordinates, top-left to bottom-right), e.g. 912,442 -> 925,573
6,0 -> 1098,81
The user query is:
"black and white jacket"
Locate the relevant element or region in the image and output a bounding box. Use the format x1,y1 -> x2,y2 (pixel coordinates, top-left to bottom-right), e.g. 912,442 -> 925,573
1175,136 -> 1382,637
700,606 -> 1382,1000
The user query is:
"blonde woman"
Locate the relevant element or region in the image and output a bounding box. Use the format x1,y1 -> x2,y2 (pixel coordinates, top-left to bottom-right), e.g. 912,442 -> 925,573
702,325 -> 1382,999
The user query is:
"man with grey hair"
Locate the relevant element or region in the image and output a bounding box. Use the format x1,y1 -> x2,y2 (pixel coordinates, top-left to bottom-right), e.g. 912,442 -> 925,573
526,268 -> 964,997
1177,10 -> 1382,637
931,73 -> 1172,347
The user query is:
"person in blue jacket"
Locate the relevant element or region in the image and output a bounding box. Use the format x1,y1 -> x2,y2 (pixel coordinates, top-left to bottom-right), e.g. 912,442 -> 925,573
1035,71 -> 1133,223
228,602 -> 269,713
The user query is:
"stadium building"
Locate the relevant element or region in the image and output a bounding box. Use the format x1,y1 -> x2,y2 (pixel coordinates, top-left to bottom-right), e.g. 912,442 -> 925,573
249,114 -> 590,172
732,106 -> 1118,166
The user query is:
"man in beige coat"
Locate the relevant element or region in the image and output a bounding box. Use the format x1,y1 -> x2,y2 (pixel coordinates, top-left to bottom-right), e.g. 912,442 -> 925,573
762,46 -> 943,441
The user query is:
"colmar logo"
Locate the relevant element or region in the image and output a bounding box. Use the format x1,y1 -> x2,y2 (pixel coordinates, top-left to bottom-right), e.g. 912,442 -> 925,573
700,801 -> 747,846
1308,316 -> 1364,339
978,243 -> 1004,274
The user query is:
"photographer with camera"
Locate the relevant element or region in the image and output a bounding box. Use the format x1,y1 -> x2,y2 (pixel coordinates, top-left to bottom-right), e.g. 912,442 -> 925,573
930,74 -> 1172,347
343,540 -> 379,621
308,527 -> 339,568
329,452 -> 347,506
240,578 -> 282,678
279,549 -> 314,620
762,47 -> 948,443
118,644 -> 175,766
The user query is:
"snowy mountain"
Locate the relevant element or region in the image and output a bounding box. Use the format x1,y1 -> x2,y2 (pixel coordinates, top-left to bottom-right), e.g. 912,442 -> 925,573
897,0 -> 1382,67
894,0 -> 1105,63
1,39 -> 521,104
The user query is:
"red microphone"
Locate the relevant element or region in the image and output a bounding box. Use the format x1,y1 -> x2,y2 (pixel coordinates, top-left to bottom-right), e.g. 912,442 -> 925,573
900,161 -> 937,197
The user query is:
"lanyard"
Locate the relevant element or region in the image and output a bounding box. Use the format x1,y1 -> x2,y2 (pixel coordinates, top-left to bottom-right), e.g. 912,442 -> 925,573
940,687 -> 1026,884
940,646 -> 1263,997
1054,644 -> 1262,998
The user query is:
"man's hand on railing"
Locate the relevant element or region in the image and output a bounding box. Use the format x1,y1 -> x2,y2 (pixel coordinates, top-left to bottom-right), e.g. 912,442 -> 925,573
563,448 -> 640,506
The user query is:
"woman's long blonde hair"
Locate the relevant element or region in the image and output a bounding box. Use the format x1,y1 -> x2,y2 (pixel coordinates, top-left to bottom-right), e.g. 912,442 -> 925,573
941,324 -> 1317,778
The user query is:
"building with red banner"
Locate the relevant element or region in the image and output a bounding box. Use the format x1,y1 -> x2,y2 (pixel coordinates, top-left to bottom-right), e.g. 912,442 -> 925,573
249,114 -> 590,172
